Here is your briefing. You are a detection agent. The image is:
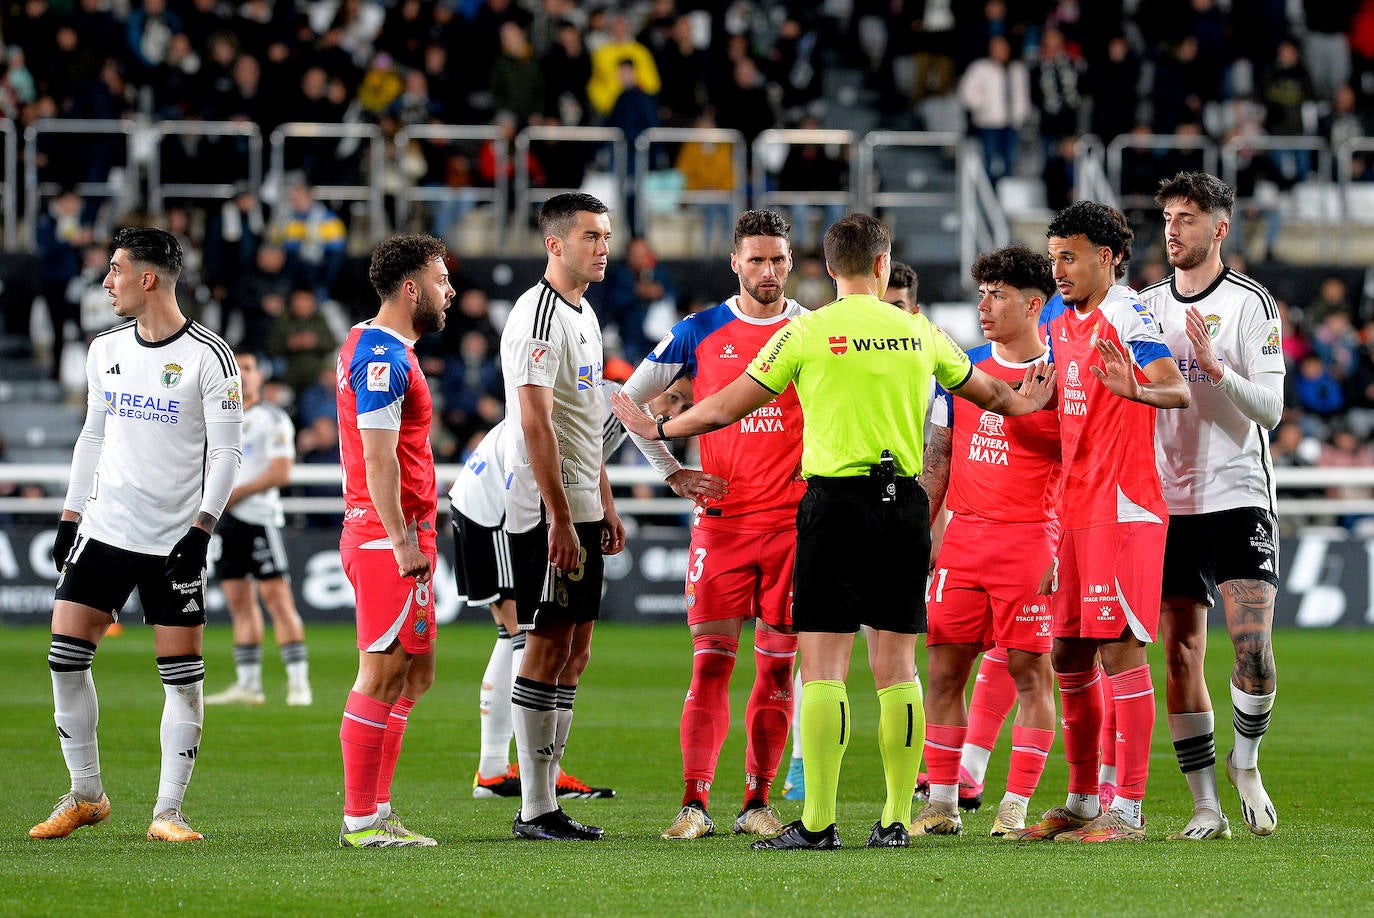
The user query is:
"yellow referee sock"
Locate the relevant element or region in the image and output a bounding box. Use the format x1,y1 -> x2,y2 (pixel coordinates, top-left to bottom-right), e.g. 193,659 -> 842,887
877,681 -> 925,828
800,680 -> 850,832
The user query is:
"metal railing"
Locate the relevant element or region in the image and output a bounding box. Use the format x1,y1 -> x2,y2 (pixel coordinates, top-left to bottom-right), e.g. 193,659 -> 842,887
267,122 -> 387,242
1106,133 -> 1219,208
148,121 -> 263,216
633,127 -> 747,242
513,126 -> 626,246
23,118 -> 140,248
393,124 -> 504,244
956,139 -> 1010,283
1,119 -> 15,251
750,129 -> 856,212
1073,134 -> 1117,209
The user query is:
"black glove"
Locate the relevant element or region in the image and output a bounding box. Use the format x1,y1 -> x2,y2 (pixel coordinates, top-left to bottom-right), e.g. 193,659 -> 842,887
51,520 -> 79,574
164,526 -> 212,583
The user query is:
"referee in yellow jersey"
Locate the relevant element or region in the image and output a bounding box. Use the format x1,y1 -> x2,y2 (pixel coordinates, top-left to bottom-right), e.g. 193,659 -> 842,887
612,214 -> 1056,849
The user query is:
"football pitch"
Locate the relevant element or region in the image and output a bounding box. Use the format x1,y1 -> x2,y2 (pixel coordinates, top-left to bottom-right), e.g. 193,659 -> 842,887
0,621 -> 1369,917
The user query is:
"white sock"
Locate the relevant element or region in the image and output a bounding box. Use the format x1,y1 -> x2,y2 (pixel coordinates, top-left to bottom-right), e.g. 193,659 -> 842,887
1001,791 -> 1030,808
343,810 -> 378,831
512,676 -> 558,820
49,636 -> 102,800
1066,792 -> 1100,819
232,644 -> 262,692
928,783 -> 959,812
155,656 -> 205,816
478,629 -> 514,776
552,685 -> 577,798
1168,711 -> 1220,814
1099,764 -> 1117,786
375,800 -> 392,820
1109,793 -> 1143,827
280,641 -> 309,687
1231,682 -> 1275,770
789,670 -> 804,760
961,744 -> 992,784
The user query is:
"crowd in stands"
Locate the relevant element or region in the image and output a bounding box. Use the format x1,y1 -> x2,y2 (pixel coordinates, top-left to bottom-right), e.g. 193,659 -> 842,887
2,0 -> 1373,524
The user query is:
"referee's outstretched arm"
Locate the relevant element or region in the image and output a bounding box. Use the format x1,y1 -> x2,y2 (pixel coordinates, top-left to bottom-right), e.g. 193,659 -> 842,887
949,361 -> 1057,417
609,372 -> 773,443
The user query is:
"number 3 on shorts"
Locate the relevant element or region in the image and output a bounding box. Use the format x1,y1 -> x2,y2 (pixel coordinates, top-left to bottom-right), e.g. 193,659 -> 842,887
688,547 -> 707,583
565,547 -> 589,582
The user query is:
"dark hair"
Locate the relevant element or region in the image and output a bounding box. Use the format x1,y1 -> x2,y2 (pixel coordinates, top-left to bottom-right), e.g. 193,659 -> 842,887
1154,171 -> 1235,219
111,227 -> 183,280
888,261 -> 918,299
970,245 -> 1054,302
368,233 -> 448,300
733,209 -> 790,251
823,213 -> 891,278
538,192 -> 609,240
1046,200 -> 1133,264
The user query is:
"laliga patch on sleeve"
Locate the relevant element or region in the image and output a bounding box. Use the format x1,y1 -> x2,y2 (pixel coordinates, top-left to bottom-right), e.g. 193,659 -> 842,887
528,344 -> 550,372
367,362 -> 391,391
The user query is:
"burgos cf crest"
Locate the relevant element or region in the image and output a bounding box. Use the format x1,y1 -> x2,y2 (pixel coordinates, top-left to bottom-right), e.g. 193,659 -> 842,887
160,363 -> 183,388
1205,314 -> 1221,338
977,412 -> 1006,437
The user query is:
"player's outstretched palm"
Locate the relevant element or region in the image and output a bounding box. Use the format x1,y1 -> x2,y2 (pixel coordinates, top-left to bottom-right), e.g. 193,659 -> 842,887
1090,339 -> 1139,400
1183,305 -> 1223,380
609,390 -> 656,439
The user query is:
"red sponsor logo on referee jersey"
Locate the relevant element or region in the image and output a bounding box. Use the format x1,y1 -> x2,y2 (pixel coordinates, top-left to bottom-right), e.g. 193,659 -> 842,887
829,336 -> 848,355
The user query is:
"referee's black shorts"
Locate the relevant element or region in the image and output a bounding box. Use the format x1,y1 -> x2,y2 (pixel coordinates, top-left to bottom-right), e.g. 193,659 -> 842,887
792,475 -> 929,635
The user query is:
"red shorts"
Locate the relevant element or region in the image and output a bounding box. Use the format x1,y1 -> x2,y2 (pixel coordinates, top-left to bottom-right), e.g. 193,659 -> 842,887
685,522 -> 795,629
926,516 -> 1055,653
342,546 -> 438,654
1053,521 -> 1166,642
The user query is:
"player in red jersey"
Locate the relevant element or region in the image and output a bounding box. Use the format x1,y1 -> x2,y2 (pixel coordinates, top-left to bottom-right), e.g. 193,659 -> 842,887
621,210 -> 804,840
336,234 -> 454,848
913,245 -> 1060,839
1018,202 -> 1190,843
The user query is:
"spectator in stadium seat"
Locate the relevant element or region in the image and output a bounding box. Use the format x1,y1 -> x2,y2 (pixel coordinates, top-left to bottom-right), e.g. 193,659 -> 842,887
490,21 -> 545,125
125,0 -> 184,83
675,109 -> 737,252
227,244 -> 292,355
541,18 -> 592,125
779,117 -> 849,255
603,236 -> 676,363
587,12 -> 660,116
1305,275 -> 1353,326
652,14 -> 707,125
1294,353 -> 1346,418
35,188 -> 94,381
1260,40 -> 1316,184
1302,0 -> 1359,100
266,288 -> 338,398
1089,35 -> 1140,144
958,35 -> 1030,184
270,180 -> 348,303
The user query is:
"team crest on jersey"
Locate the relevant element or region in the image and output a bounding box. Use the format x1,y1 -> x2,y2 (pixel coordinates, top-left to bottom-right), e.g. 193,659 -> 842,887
976,412 -> 1006,437
160,363 -> 183,388
1088,322 -> 1100,347
829,336 -> 848,355
367,362 -> 391,391
1205,314 -> 1221,338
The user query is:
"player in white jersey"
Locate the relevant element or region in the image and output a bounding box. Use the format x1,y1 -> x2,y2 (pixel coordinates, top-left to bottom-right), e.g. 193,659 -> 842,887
457,379 -> 691,800
32,228 -> 242,844
1139,172 -> 1285,841
499,192 -> 626,842
205,349 -> 312,708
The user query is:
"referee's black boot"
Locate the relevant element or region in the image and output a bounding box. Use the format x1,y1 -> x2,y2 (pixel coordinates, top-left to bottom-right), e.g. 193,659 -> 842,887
750,819 -> 841,850
865,820 -> 910,848
513,807 -> 603,841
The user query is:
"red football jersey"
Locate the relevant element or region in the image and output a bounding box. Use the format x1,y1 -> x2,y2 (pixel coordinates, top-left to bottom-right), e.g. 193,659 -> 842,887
337,323 -> 438,551
1046,285 -> 1173,530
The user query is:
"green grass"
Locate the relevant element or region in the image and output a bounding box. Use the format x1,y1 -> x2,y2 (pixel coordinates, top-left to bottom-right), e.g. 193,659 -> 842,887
0,622 -> 1370,917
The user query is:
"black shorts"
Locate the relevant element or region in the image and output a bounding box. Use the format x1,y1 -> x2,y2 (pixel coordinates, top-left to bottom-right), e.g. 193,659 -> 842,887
1162,507 -> 1280,606
215,514 -> 289,581
452,510 -> 515,606
55,534 -> 207,626
509,520 -> 605,631
792,476 -> 929,635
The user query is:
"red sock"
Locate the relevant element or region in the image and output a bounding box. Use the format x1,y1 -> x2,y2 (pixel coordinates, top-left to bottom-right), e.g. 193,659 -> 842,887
1006,725 -> 1055,797
681,633 -> 738,809
376,694 -> 415,805
966,648 -> 1016,752
922,722 -> 965,787
1056,667 -> 1103,796
1098,670 -> 1117,769
341,691 -> 392,818
1109,664 -> 1155,801
743,629 -> 797,807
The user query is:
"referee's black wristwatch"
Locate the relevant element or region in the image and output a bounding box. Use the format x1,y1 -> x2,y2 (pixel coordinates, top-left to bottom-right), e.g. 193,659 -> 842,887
656,415 -> 670,440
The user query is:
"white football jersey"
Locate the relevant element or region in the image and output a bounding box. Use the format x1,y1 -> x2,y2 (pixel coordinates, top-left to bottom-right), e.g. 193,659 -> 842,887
1140,268 -> 1284,515
499,279 -> 607,533
229,401 -> 296,527
78,320 -> 243,553
449,382 -> 627,529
